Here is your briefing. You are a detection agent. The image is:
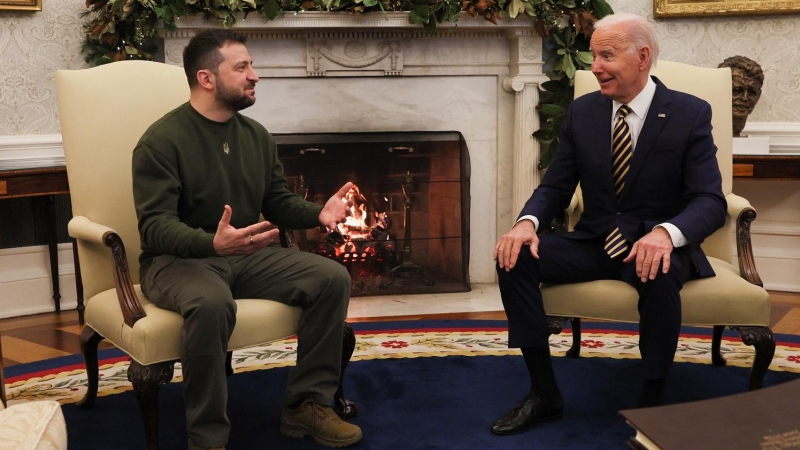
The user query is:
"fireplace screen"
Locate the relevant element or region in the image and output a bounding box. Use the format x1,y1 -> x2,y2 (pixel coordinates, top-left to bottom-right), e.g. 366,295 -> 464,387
275,132 -> 470,296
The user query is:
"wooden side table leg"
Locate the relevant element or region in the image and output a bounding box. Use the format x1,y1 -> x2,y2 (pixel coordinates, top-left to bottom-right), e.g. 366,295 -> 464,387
72,239 -> 85,325
0,336 -> 6,408
43,195 -> 61,313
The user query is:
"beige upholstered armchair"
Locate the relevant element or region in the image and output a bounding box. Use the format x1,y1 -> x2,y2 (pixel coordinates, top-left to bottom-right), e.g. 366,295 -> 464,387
541,61 -> 774,390
56,61 -> 356,450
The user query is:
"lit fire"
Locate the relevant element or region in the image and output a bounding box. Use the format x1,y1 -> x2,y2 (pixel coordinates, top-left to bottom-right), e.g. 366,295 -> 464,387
308,184 -> 396,291
340,184 -> 371,232
328,185 -> 393,263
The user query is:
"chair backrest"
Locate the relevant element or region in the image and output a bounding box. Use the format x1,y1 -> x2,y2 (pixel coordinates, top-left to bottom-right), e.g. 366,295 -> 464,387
56,61 -> 189,300
572,61 -> 734,261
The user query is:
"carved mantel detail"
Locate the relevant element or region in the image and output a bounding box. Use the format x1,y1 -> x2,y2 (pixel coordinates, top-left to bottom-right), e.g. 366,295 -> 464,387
307,40 -> 402,76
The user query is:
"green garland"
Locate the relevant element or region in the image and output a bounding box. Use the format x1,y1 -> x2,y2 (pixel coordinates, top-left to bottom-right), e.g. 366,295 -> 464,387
81,0 -> 612,166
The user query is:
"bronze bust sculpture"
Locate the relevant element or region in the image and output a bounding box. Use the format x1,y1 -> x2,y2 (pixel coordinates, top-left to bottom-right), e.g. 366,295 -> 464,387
718,56 -> 764,137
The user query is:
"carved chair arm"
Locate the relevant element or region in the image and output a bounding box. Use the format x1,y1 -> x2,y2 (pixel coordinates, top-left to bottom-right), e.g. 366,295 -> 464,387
726,193 -> 763,287
279,226 -> 299,251
68,216 -> 146,328
556,193 -> 763,286
69,217 -> 299,328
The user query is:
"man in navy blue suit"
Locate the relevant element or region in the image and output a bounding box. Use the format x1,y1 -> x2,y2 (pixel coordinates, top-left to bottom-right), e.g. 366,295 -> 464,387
490,13 -> 727,436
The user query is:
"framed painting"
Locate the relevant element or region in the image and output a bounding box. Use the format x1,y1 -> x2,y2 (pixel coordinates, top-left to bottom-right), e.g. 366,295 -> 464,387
654,0 -> 800,18
0,0 -> 41,11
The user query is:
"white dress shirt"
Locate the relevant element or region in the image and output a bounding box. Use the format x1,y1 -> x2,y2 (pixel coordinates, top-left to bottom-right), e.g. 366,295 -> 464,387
518,76 -> 688,248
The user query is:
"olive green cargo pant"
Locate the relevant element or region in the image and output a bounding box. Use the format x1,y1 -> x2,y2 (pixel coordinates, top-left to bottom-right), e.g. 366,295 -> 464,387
141,245 -> 350,448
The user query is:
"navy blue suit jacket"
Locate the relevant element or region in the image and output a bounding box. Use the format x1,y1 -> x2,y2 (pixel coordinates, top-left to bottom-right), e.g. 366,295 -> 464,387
519,77 -> 727,277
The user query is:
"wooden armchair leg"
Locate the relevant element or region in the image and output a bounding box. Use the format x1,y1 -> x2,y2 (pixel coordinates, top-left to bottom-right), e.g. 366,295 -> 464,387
225,351 -> 234,377
711,325 -> 727,366
546,316 -> 581,358
77,326 -> 105,409
128,360 -> 175,450
732,326 -> 775,391
334,322 -> 358,420
566,318 -> 582,358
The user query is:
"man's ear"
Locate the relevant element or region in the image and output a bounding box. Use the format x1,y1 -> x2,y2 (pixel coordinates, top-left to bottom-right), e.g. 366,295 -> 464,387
196,69 -> 215,91
638,46 -> 651,71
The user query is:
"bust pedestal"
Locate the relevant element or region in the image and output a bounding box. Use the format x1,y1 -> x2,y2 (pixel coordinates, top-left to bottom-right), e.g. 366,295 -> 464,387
732,135 -> 770,155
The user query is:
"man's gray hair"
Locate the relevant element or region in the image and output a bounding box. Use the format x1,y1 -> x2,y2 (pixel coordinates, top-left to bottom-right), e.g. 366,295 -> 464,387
594,13 -> 659,70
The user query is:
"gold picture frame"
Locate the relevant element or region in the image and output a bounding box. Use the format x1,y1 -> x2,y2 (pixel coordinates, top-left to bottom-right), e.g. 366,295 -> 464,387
654,0 -> 800,18
0,0 -> 42,11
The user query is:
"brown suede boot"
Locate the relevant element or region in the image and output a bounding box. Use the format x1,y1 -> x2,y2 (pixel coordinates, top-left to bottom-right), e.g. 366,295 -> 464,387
280,399 -> 362,448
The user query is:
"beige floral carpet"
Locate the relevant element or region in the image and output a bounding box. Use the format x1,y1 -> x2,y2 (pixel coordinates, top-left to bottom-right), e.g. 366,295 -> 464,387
6,323 -> 800,406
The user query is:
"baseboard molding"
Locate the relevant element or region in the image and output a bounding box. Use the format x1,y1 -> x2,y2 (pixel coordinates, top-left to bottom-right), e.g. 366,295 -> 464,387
763,282 -> 800,293
0,244 -> 78,319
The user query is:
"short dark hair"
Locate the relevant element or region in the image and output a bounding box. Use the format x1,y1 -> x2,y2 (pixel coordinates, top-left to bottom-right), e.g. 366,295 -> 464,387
182,29 -> 248,88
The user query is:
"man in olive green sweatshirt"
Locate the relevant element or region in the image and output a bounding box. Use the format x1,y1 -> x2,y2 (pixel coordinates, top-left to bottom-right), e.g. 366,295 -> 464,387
132,29 -> 362,450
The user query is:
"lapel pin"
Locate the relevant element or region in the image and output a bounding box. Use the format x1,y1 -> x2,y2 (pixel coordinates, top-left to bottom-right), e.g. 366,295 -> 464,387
658,113 -> 666,118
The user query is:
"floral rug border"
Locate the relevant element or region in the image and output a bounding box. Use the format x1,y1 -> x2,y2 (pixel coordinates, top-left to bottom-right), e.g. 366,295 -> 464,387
7,329 -> 800,405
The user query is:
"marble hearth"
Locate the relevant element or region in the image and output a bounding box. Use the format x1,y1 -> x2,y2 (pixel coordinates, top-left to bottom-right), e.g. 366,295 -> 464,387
161,12 -> 548,285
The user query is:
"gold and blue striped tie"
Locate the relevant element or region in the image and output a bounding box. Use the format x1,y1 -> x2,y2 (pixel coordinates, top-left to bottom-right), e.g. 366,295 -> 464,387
605,105 -> 632,259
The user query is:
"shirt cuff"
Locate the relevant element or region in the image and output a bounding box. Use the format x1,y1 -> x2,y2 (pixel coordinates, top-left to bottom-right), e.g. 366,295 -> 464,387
656,223 -> 687,248
516,215 -> 539,233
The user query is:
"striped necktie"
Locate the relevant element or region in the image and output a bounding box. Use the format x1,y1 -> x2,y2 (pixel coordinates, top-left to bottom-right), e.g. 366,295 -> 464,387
605,105 -> 632,259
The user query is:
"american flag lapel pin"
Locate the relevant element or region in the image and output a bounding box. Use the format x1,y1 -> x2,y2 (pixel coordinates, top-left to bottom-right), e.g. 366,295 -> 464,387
658,113 -> 666,118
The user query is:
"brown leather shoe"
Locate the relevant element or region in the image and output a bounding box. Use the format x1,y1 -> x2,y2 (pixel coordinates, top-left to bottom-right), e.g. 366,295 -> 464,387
281,399 -> 362,447
490,391 -> 564,435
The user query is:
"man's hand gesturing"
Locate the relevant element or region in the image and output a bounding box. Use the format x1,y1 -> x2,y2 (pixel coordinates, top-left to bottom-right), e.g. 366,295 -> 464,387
213,205 -> 280,256
319,182 -> 354,231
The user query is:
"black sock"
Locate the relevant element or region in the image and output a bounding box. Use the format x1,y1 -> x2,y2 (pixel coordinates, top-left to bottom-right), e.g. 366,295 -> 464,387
521,347 -> 560,402
638,378 -> 666,407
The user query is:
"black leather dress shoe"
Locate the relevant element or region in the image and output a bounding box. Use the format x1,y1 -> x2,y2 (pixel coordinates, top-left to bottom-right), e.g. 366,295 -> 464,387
490,392 -> 564,436
637,378 -> 666,408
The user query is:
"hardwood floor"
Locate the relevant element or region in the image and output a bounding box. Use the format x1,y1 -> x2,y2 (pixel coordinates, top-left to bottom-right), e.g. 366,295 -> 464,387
2,291 -> 799,369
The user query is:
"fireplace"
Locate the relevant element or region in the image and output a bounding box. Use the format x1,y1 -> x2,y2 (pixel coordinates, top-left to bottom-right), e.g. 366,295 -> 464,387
275,132 -> 469,296
160,14 -> 549,287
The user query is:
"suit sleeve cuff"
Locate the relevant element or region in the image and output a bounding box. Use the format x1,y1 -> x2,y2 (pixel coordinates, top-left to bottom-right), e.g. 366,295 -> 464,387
516,215 -> 539,233
656,223 -> 687,248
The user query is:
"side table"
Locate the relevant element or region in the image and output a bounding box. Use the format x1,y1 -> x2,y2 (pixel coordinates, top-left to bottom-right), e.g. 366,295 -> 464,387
0,167 -> 84,324
733,154 -> 800,180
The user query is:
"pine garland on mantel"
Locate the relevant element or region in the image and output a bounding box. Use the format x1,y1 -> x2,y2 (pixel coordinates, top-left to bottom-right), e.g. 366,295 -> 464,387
81,0 -> 612,167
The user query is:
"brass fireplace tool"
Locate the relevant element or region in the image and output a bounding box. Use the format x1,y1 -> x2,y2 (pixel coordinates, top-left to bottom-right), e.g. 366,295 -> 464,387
390,171 -> 434,286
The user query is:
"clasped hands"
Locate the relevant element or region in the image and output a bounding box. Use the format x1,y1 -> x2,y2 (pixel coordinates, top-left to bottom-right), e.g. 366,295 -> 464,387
212,182 -> 354,256
493,221 -> 674,283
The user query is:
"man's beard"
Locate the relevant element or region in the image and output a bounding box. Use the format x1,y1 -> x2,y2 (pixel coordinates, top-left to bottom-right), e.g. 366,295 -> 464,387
216,80 -> 255,111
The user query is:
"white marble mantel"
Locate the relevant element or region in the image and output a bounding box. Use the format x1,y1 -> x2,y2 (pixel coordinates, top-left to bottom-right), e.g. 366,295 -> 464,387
161,12 -> 548,284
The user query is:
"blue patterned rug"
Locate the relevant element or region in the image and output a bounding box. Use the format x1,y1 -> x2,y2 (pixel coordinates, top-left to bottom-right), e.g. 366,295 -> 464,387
5,320 -> 800,449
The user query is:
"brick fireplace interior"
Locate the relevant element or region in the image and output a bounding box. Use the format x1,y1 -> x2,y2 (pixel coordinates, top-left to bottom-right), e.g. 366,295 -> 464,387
275,131 -> 470,296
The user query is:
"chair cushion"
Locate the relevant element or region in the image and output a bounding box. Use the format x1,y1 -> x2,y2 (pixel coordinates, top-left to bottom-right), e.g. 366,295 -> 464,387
542,257 -> 770,326
0,400 -> 67,450
85,285 -> 302,365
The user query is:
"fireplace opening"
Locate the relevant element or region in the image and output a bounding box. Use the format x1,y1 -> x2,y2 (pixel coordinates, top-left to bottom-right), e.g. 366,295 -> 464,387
275,131 -> 470,297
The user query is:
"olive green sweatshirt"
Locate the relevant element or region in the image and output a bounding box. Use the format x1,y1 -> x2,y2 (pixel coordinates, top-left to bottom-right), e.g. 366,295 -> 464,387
132,102 -> 322,275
